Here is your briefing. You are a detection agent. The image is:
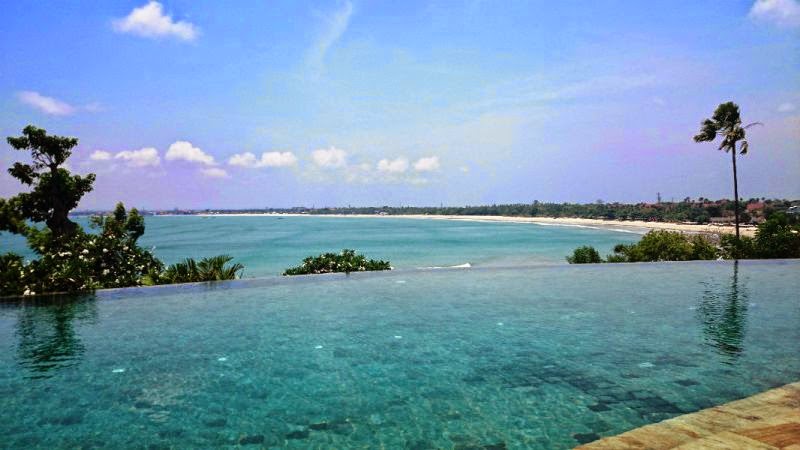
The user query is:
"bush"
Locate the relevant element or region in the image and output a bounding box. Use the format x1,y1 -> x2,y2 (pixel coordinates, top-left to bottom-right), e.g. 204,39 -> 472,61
566,246 -> 602,264
605,230 -> 717,262
752,213 -> 800,258
0,253 -> 26,296
720,213 -> 800,259
145,255 -> 244,285
283,249 -> 391,275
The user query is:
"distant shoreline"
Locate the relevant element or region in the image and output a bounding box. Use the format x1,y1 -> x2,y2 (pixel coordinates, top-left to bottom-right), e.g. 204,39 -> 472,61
193,213 -> 756,237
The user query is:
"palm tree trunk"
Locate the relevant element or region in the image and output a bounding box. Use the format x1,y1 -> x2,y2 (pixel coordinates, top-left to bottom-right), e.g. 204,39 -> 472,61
731,149 -> 740,239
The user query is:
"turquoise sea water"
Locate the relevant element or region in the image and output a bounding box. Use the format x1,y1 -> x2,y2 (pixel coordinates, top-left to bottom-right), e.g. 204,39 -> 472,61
0,260 -> 798,448
0,216 -> 641,276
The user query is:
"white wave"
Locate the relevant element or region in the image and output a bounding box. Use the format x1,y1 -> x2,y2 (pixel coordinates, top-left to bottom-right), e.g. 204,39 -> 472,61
421,262 -> 472,269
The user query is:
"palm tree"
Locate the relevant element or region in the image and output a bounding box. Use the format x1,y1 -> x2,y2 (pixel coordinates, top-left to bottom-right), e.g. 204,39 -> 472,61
693,102 -> 761,239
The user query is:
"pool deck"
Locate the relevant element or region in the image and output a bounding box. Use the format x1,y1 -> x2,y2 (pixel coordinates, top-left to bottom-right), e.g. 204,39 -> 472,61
576,381 -> 800,449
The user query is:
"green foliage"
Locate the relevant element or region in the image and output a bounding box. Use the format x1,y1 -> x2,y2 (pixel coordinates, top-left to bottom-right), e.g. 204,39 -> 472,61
4,125 -> 95,237
0,205 -> 164,296
600,231 -> 719,263
0,253 -> 26,296
145,255 -> 244,285
250,197 -> 794,225
565,246 -> 602,264
719,235 -> 757,260
720,213 -> 800,259
752,213 -> 800,258
283,249 -> 391,275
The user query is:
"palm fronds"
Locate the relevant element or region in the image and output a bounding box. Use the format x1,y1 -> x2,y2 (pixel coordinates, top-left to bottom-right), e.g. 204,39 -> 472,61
150,255 -> 244,284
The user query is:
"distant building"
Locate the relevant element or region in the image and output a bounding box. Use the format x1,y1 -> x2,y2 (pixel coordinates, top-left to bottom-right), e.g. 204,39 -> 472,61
746,202 -> 765,212
788,206 -> 800,216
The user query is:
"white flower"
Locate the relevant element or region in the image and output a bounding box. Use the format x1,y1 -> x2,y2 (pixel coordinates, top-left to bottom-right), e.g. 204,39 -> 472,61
103,248 -> 108,253
82,249 -> 89,254
23,289 -> 32,296
102,269 -> 110,275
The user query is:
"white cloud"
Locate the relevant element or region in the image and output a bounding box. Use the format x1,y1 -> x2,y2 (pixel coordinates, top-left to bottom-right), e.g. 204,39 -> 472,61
115,147 -> 161,167
311,146 -> 347,168
166,141 -> 215,165
749,0 -> 800,27
16,91 -> 75,116
306,1 -> 353,72
90,150 -> 112,161
413,156 -> 440,172
228,152 -> 258,167
261,151 -> 297,167
229,151 -> 297,168
113,1 -> 199,41
377,157 -> 409,174
778,102 -> 796,112
200,167 -> 229,178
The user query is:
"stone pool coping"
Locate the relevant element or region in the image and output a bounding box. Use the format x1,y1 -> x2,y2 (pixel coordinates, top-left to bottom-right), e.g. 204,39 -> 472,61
576,381 -> 800,449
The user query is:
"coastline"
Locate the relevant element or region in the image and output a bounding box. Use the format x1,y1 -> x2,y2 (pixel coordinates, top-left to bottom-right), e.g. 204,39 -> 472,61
194,213 -> 757,237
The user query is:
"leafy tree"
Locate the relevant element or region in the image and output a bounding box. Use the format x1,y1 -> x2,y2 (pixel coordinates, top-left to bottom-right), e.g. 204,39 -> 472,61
565,246 -> 602,264
4,125 -> 95,237
693,102 -> 761,239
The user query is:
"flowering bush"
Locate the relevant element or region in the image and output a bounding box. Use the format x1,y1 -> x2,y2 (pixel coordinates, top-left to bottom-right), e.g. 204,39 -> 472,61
283,249 -> 391,275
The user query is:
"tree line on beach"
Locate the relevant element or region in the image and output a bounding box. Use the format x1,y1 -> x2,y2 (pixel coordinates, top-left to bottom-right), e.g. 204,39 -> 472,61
245,198 -> 793,225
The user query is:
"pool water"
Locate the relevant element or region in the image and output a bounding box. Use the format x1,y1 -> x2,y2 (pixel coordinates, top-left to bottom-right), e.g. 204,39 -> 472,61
0,260 -> 798,448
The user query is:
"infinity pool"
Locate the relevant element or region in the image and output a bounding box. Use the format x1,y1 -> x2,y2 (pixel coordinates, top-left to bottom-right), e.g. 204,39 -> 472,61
0,260 -> 798,448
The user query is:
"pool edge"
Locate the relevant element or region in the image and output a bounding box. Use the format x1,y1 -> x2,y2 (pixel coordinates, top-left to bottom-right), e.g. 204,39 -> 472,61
576,381 -> 800,449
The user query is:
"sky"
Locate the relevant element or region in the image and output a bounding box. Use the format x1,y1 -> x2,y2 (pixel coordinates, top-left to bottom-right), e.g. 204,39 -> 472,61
1,0 -> 798,210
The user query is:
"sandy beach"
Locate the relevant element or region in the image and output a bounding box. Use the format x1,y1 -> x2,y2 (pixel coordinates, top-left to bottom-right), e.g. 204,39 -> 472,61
196,213 -> 756,237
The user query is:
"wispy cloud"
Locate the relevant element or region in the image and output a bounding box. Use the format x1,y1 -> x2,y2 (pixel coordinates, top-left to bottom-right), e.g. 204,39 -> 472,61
414,156 -> 440,172
306,1 -> 354,73
749,0 -> 800,27
89,150 -> 112,161
778,102 -> 796,112
377,157 -> 409,174
200,167 -> 229,178
16,91 -> 75,116
113,1 -> 199,41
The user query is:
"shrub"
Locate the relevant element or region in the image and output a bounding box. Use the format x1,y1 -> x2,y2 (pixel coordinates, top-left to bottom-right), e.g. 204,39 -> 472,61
605,230 -> 717,262
719,213 -> 800,259
752,213 -> 800,258
0,253 -> 26,296
145,255 -> 244,285
566,246 -> 602,264
283,249 -> 391,275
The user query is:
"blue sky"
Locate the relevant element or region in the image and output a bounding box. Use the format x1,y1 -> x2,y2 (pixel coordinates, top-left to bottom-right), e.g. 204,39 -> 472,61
1,0 -> 798,209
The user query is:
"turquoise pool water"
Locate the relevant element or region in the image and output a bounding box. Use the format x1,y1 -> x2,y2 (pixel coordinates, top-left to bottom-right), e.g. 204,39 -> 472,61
0,260 -> 798,448
0,216 -> 641,276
